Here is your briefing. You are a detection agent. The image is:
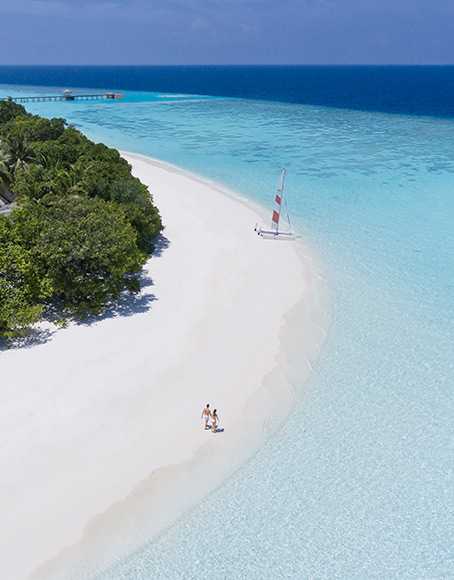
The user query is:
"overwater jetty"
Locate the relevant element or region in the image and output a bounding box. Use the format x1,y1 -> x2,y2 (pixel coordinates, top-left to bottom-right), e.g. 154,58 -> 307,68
1,90 -> 123,104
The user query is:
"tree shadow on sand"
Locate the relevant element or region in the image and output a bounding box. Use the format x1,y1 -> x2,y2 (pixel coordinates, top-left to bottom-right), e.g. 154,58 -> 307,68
1,235 -> 171,350
0,327 -> 57,352
77,275 -> 157,327
152,234 -> 170,257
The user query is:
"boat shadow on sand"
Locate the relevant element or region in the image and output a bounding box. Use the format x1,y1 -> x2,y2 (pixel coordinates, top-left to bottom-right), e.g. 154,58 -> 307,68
1,235 -> 170,351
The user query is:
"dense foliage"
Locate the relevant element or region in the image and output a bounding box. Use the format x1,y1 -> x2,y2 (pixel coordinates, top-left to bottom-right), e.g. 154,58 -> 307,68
0,101 -> 162,337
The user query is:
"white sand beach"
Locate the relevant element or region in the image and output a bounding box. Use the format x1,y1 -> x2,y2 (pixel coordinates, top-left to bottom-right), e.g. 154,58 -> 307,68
1,153 -> 328,580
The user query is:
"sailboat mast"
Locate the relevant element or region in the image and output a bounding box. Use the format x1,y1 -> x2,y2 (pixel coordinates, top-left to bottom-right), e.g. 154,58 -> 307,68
279,168 -> 287,194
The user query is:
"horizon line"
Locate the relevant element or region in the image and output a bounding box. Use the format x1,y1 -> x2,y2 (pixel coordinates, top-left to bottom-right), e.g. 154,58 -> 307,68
1,63 -> 454,68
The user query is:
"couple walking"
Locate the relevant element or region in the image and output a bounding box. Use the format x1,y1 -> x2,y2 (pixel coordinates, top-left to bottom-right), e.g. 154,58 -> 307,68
201,403 -> 221,433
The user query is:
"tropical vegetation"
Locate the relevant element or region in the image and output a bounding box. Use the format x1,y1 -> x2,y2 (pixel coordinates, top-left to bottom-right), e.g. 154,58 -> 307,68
0,100 -> 162,338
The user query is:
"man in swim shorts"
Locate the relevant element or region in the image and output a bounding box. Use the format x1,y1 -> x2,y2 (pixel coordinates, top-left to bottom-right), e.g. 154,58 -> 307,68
201,403 -> 212,430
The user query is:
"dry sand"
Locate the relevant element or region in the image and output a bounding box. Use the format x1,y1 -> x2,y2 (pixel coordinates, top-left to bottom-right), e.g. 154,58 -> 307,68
0,153 -> 328,580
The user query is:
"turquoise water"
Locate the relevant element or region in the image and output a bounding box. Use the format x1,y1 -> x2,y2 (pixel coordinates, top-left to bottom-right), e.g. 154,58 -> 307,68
2,86 -> 454,578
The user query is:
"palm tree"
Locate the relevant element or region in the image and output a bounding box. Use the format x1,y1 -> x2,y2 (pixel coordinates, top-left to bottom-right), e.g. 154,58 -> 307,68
6,135 -> 36,174
36,151 -> 62,172
50,166 -> 88,198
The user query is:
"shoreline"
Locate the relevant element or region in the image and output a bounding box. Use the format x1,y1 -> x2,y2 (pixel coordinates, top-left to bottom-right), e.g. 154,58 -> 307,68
1,152 -> 329,580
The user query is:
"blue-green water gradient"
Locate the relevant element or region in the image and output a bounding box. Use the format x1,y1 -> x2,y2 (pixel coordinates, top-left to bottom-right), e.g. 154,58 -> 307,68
1,85 -> 453,578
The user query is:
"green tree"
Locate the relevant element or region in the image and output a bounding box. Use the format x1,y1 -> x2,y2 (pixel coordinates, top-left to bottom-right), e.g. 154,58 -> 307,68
0,101 -> 26,124
5,134 -> 36,175
0,104 -> 163,337
17,196 -> 146,316
11,164 -> 52,201
0,217 -> 51,337
0,140 -> 12,193
109,178 -> 162,252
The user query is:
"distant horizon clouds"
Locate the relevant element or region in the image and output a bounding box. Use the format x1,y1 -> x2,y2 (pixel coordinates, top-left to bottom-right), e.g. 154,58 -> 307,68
0,0 -> 453,65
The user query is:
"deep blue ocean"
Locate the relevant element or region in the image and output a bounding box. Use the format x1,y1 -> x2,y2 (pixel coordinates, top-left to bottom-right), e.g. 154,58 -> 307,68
1,67 -> 453,579
2,65 -> 454,117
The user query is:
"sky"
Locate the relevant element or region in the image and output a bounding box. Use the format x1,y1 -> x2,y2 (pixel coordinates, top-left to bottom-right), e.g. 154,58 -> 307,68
0,0 -> 453,65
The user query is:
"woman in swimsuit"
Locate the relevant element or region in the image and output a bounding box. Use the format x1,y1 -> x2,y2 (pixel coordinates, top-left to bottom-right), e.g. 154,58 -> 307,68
211,409 -> 219,433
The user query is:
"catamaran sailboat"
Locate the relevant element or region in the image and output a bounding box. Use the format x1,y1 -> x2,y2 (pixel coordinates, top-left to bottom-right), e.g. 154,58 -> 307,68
255,169 -> 294,239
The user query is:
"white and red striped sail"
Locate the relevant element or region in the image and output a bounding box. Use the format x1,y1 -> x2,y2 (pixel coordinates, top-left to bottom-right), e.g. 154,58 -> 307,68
255,168 -> 294,238
271,169 -> 286,232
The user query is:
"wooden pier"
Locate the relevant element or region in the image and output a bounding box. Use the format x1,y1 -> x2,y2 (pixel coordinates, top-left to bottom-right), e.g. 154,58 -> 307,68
1,91 -> 123,104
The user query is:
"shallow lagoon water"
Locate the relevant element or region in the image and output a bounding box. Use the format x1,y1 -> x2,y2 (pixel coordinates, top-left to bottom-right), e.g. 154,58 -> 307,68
1,85 -> 453,578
